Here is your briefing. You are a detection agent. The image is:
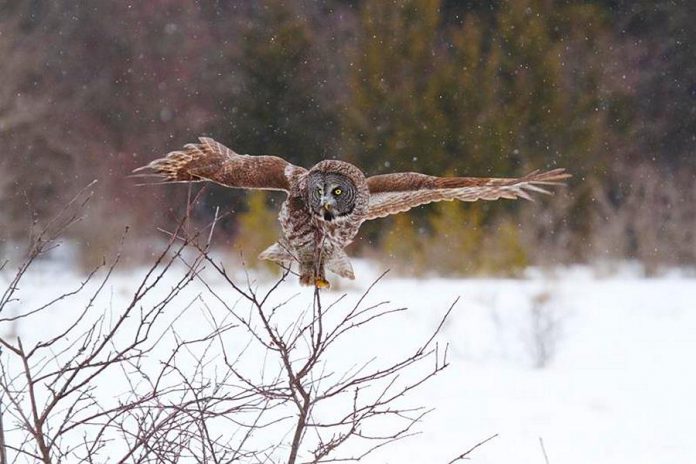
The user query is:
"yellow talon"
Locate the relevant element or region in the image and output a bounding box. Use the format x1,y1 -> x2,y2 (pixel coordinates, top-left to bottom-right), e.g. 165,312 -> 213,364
314,278 -> 331,289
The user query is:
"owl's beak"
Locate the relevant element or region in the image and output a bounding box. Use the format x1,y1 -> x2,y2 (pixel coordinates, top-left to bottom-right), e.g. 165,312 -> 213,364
320,199 -> 335,221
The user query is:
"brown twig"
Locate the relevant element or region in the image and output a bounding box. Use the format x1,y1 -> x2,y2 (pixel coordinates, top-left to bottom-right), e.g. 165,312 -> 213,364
447,433 -> 499,463
539,437 -> 551,464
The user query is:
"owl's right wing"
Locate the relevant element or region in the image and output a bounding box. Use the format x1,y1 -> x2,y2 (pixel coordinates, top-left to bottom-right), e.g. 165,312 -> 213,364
364,169 -> 570,221
134,137 -> 306,193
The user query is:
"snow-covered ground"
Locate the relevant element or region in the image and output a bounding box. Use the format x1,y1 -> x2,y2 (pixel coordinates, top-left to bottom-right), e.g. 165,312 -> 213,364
1,259 -> 695,463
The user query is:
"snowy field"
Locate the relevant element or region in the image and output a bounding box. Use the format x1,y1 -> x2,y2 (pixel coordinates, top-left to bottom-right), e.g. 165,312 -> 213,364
1,258 -> 695,463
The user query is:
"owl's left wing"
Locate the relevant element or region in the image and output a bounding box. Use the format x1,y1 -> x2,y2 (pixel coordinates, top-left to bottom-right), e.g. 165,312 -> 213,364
364,169 -> 570,221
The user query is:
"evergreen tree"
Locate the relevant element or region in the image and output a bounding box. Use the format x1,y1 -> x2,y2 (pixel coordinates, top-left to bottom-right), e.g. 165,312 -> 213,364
218,0 -> 340,163
346,0 -> 617,272
344,0 -> 444,175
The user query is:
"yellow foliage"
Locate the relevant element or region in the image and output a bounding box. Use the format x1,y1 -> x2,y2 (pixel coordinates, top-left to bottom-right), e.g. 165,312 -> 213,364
375,203 -> 529,277
428,201 -> 484,276
379,214 -> 427,276
234,191 -> 280,271
480,218 -> 528,277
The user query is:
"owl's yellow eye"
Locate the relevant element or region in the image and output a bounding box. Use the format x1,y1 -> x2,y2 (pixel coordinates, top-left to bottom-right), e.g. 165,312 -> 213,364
333,188 -> 342,196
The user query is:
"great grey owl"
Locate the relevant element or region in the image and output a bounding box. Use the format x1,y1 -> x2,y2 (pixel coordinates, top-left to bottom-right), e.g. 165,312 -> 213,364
136,137 -> 569,287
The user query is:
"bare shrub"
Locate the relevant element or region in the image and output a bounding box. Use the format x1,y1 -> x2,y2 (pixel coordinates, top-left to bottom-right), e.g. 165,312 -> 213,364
592,161 -> 696,275
173,228 -> 457,462
0,188 -> 484,463
518,186 -> 577,269
524,290 -> 564,369
0,185 -> 213,462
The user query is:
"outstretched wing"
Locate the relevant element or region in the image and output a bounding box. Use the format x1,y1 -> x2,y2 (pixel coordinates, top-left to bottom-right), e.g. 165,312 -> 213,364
364,169 -> 570,220
134,137 -> 305,192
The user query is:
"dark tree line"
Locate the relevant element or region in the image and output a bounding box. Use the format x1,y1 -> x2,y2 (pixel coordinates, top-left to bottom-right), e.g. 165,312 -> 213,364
1,0 -> 693,272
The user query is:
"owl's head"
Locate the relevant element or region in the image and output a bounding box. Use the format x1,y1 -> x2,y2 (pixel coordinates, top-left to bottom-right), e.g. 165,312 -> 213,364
307,160 -> 368,222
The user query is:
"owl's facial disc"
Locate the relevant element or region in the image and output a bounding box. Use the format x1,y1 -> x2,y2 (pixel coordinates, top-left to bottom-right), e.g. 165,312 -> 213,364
308,172 -> 356,221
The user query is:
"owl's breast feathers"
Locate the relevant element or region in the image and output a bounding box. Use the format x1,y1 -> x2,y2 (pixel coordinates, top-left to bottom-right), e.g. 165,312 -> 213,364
274,161 -> 368,264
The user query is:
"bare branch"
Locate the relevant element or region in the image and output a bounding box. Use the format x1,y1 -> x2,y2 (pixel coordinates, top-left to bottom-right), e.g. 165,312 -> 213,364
447,433 -> 498,464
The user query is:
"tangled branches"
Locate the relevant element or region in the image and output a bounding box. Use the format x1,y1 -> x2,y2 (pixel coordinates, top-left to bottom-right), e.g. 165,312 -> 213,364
0,187 -> 487,463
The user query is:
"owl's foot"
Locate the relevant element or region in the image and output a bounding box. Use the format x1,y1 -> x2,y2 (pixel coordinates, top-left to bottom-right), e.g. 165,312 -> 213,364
314,277 -> 331,289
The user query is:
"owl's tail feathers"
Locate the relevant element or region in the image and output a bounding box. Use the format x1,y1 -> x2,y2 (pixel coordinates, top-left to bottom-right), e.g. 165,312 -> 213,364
258,242 -> 296,266
259,243 -> 355,282
326,249 -> 355,280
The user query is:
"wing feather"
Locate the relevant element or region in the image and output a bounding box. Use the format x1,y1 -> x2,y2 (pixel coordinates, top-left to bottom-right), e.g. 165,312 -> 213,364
364,168 -> 570,220
134,137 -> 305,192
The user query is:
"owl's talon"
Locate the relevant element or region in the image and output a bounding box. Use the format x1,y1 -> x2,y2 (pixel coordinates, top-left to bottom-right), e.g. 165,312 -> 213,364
314,278 -> 331,289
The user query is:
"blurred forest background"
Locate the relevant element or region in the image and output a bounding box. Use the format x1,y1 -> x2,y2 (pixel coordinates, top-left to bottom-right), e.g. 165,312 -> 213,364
1,0 -> 694,276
